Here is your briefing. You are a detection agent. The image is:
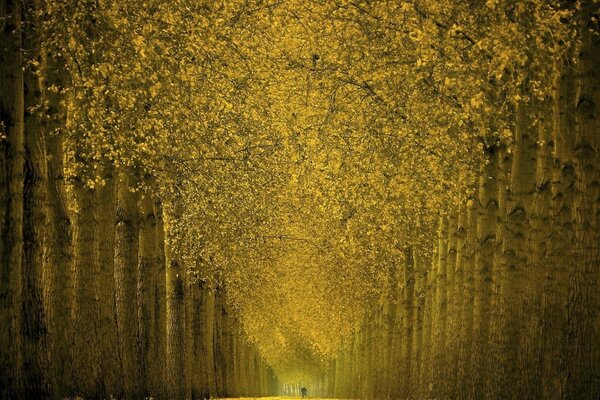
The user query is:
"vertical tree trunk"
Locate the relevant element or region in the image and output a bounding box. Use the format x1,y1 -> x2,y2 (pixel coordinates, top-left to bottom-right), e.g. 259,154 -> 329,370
115,169 -> 141,399
138,186 -> 158,398
95,162 -> 121,398
72,174 -> 100,398
462,184 -> 480,399
41,35 -> 73,400
383,259 -> 399,398
473,146 -> 499,399
192,280 -> 206,398
184,263 -> 193,399
214,286 -> 228,397
411,249 -> 425,399
498,99 -> 537,398
0,0 -> 24,396
202,283 -> 217,396
522,96 -> 553,399
488,145 -> 512,396
422,235 -> 438,398
540,56 -> 576,400
154,197 -> 167,399
452,207 -> 467,399
400,246 -> 415,398
432,216 -> 448,397
444,212 -> 459,398
164,195 -> 185,399
21,3 -> 50,392
565,10 -> 600,398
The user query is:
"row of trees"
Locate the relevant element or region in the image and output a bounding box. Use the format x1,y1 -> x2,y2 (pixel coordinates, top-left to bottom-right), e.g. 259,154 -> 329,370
1,0 -> 281,398
2,0 -> 599,398
325,1 -> 600,399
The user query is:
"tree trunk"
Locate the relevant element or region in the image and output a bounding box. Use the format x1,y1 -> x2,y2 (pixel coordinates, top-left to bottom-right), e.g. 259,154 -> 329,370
164,196 -> 185,399
452,207 -> 467,399
184,261 -> 193,399
411,250 -> 425,399
522,95 -> 553,399
95,162 -> 121,398
444,212 -> 459,398
72,175 -> 100,398
432,216 -> 448,397
0,0 -> 24,396
473,146 -> 499,399
192,280 -> 206,398
138,187 -> 159,398
115,169 -> 141,399
488,145 -> 512,395
21,4 -> 50,392
202,283 -> 217,396
41,33 -> 73,400
498,99 -> 537,398
565,10 -> 600,398
400,246 -> 415,398
462,184 -> 480,399
154,198 -> 167,399
540,55 -> 576,400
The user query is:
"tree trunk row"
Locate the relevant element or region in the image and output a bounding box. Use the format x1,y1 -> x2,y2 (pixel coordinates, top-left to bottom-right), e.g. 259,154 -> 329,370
0,2 -> 278,399
326,10 -> 600,400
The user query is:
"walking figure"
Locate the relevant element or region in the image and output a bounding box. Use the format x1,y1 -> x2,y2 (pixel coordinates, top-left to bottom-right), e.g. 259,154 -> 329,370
301,387 -> 307,398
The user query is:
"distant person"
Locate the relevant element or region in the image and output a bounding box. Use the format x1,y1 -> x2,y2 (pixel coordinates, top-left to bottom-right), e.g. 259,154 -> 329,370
301,387 -> 307,398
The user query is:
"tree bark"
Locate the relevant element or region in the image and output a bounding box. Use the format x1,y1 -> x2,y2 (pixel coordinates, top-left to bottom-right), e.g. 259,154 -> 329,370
431,216 -> 448,397
565,9 -> 600,398
154,197 -> 167,399
0,1 -> 25,396
21,3 -> 50,393
473,146 -> 499,399
138,186 -> 158,398
95,162 -> 121,398
164,195 -> 185,399
400,246 -> 415,398
41,32 -> 73,400
498,99 -> 537,398
115,169 -> 141,399
72,175 -> 100,398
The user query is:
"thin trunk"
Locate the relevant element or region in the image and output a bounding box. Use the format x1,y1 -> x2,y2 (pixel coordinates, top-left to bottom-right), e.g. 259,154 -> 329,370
453,206 -> 467,399
432,216 -> 448,397
184,262 -> 193,399
473,146 -> 499,399
488,145 -> 512,395
164,196 -> 185,399
138,188 -> 158,398
192,280 -> 205,398
444,212 -> 458,398
462,184 -> 480,399
96,162 -> 120,398
154,198 -> 167,399
383,259 -> 399,398
401,246 -> 415,398
214,287 -> 229,397
202,284 -> 216,396
0,0 -> 24,396
411,249 -> 425,400
115,169 -> 140,399
422,234 -> 438,398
